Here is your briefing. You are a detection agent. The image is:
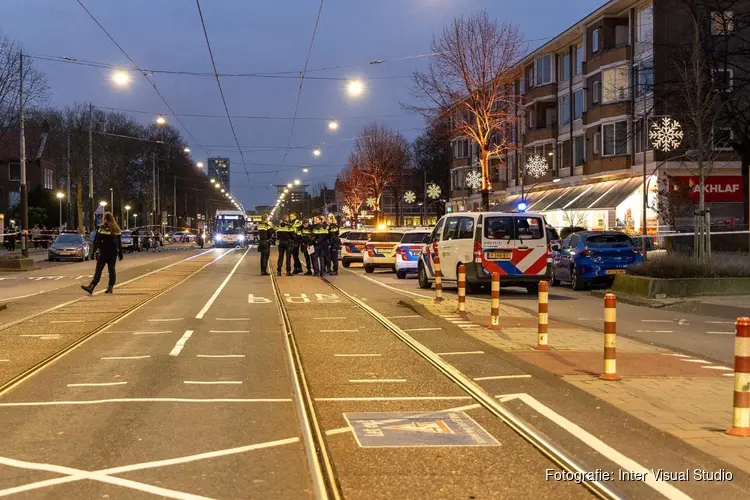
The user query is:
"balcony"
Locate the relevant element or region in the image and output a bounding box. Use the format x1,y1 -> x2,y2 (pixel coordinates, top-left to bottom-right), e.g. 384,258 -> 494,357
583,45 -> 631,73
524,126 -> 556,144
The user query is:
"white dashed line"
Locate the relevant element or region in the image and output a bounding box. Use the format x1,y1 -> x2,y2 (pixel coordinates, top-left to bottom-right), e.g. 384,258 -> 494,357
348,379 -> 406,383
404,328 -> 442,332
131,331 -> 171,335
149,318 -> 183,322
386,315 -> 420,319
68,382 -> 127,387
209,330 -> 250,333
195,249 -> 248,319
196,354 -> 246,358
320,329 -> 359,333
641,319 -> 674,323
215,318 -> 250,321
316,396 -> 472,401
184,381 -> 242,385
723,373 -> 735,377
701,365 -> 733,371
438,351 -> 485,356
662,353 -> 690,358
474,374 -> 532,381
101,356 -> 151,360
50,320 -> 84,324
681,359 -> 709,363
706,331 -> 735,335
314,317 -> 347,320
169,330 -> 194,356
334,354 -> 382,357
20,334 -> 60,339
706,321 -> 735,324
0,359 -> 10,363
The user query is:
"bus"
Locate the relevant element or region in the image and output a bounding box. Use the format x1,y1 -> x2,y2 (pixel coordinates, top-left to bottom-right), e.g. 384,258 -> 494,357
213,210 -> 247,248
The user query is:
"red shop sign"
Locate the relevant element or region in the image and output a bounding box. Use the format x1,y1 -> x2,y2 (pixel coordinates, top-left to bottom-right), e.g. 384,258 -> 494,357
669,176 -> 744,203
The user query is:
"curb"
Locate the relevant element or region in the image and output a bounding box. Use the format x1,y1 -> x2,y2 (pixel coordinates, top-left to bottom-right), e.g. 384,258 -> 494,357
589,289 -> 684,308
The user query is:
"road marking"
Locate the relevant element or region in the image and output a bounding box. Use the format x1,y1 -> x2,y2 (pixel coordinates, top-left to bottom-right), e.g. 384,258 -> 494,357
706,331 -> 735,335
637,330 -> 673,333
577,318 -> 598,321
701,365 -> 733,371
723,373 -> 735,377
386,315 -> 420,319
706,321 -> 735,324
67,382 -> 127,387
314,317 -> 346,320
101,356 -> 151,360
184,381 -> 242,385
316,396 -> 472,401
196,354 -> 246,358
20,334 -> 60,338
0,398 -> 290,407
149,318 -> 183,322
320,329 -> 359,333
353,272 -> 431,299
662,353 -> 690,358
334,354 -> 382,357
131,331 -> 171,335
195,248 -> 248,319
681,359 -> 709,363
169,330 -> 194,356
404,327 -> 442,332
0,359 -> 10,363
641,319 -> 674,323
208,330 -> 250,333
438,351 -> 485,356
474,374 -> 532,381
50,320 -> 84,324
1,291 -> 47,302
349,379 -> 406,383
215,317 -> 250,321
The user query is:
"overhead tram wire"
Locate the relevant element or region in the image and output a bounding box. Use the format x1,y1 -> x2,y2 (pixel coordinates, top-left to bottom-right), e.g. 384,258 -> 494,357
194,0 -> 252,186
279,0 -> 326,169
75,0 -> 202,148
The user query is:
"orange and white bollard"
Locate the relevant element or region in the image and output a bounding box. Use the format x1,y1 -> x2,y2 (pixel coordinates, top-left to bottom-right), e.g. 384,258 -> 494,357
536,280 -> 550,350
490,272 -> 500,326
600,293 -> 621,381
433,252 -> 443,303
457,264 -> 466,314
727,317 -> 750,437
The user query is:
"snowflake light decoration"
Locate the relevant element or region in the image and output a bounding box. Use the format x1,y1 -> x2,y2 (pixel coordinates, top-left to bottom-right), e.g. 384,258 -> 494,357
342,205 -> 351,216
366,197 -> 377,209
403,190 -> 417,204
465,170 -> 482,190
649,117 -> 683,152
426,183 -> 442,200
525,154 -> 548,179
359,210 -> 368,219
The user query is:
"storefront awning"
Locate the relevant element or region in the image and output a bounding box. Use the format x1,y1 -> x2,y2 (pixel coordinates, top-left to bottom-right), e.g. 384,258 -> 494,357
586,177 -> 642,209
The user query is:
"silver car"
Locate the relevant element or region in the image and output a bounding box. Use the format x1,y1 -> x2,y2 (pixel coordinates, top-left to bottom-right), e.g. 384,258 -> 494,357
48,232 -> 90,262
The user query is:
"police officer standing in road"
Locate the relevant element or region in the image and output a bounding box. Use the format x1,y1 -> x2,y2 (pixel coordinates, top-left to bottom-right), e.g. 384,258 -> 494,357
81,212 -> 123,295
300,219 -> 314,275
312,216 -> 330,277
328,215 -> 340,275
275,217 -> 294,276
290,213 -> 303,275
257,215 -> 274,275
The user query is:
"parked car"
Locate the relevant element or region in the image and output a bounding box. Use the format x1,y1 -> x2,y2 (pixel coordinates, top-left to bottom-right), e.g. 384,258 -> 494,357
418,212 -> 552,294
362,230 -> 406,273
48,231 -> 90,262
394,228 -> 431,279
551,231 -> 644,290
121,230 -> 134,251
340,230 -> 372,268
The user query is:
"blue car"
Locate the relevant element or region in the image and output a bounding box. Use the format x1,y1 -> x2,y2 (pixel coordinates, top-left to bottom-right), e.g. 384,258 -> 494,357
551,231 -> 643,290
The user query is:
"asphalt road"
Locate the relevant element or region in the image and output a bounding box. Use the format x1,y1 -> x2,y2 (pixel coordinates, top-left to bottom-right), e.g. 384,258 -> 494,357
0,249 -> 748,499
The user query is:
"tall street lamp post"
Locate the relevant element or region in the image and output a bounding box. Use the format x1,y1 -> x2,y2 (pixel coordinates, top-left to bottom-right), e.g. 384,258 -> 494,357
56,192 -> 65,229
125,205 -> 131,230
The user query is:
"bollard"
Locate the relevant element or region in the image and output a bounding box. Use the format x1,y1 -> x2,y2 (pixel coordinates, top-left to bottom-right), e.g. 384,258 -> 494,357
457,264 -> 466,314
490,272 -> 500,326
600,293 -> 621,381
536,280 -> 550,350
433,251 -> 443,303
727,317 -> 750,437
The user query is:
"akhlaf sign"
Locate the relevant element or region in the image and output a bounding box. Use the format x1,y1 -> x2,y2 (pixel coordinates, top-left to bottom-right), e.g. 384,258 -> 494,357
669,176 -> 743,203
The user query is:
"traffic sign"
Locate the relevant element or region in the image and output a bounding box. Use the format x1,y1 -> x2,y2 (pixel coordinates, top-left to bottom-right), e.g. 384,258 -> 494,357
344,411 -> 499,448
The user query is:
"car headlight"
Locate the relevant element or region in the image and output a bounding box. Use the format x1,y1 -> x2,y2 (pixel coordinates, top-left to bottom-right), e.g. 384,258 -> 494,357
215,234 -> 223,241
238,234 -> 245,241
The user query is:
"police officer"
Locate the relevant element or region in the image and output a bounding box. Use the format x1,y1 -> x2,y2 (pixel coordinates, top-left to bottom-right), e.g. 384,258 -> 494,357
300,219 -> 314,275
275,217 -> 294,276
81,212 -> 123,295
328,215 -> 340,275
289,213 -> 303,275
312,216 -> 330,277
257,215 -> 274,275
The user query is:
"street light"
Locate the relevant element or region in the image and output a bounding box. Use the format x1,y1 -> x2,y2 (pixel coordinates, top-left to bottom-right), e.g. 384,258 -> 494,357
133,213 -> 138,228
221,189 -> 225,193
99,201 -> 107,207
283,188 -> 289,193
125,205 -> 131,229
294,179 -> 301,186
210,178 -> 215,183
313,149 -> 321,157
287,183 -> 293,188
56,192 -> 64,228
156,115 -> 167,126
328,119 -> 339,131
303,168 -> 309,173
347,79 -> 364,97
112,70 -> 130,87
184,147 -> 191,153
214,183 -> 221,189
197,162 -> 204,169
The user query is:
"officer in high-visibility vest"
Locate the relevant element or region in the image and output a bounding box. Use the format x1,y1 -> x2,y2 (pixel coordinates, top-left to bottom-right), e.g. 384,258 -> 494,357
275,217 -> 294,276
290,213 -> 303,275
327,215 -> 340,275
312,216 -> 330,277
257,216 -> 274,276
300,219 -> 314,275
81,212 -> 123,295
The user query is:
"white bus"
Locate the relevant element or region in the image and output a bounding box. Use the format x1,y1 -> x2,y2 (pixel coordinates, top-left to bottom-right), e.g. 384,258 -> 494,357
213,210 -> 247,248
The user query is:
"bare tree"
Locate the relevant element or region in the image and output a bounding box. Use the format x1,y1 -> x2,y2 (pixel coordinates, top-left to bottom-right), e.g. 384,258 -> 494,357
652,178 -> 696,230
336,164 -> 368,225
408,10 -> 523,210
350,122 -> 409,223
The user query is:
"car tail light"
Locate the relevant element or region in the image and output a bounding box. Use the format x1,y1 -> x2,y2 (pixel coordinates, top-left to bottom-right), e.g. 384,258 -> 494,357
365,244 -> 374,252
473,241 -> 482,260
580,249 -> 594,257
633,247 -> 643,254
396,247 -> 406,256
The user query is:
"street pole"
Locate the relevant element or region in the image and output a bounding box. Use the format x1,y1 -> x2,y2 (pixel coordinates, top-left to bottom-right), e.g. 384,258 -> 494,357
641,97 -> 649,260
18,51 -> 28,257
422,169 -> 426,225
88,103 -> 94,233
110,188 -> 113,218
173,175 -> 177,229
152,152 -> 156,228
66,128 -> 72,228
125,207 -> 130,229
58,197 -> 62,229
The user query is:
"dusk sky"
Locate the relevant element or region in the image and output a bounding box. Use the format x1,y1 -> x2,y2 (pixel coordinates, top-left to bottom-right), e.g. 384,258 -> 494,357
3,0 -> 606,209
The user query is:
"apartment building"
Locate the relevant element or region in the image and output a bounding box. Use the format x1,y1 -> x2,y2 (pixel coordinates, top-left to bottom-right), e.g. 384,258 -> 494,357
448,0 -> 745,233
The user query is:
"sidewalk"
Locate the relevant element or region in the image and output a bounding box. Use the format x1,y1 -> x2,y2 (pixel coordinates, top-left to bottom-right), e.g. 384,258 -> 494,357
416,294 -> 750,474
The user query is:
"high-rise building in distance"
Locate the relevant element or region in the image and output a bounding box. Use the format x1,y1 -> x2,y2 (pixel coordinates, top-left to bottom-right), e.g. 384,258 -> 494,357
208,158 -> 230,190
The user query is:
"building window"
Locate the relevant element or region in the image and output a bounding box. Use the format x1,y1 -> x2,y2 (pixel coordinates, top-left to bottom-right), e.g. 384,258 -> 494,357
602,66 -> 630,103
44,169 -> 54,190
713,127 -> 734,150
592,80 -> 600,103
593,132 -> 601,155
561,53 -> 570,82
574,136 -> 585,166
535,55 -> 553,86
711,11 -> 734,35
558,140 -> 571,169
602,120 -> 629,156
713,68 -> 734,92
634,117 -> 650,154
575,45 -> 584,75
573,89 -> 584,120
453,139 -> 469,159
9,191 -> 21,208
8,162 -> 21,181
527,109 -> 535,130
519,78 -> 525,95
635,57 -> 654,96
559,94 -> 570,125
637,5 -> 653,43
592,29 -> 600,52
527,67 -> 534,88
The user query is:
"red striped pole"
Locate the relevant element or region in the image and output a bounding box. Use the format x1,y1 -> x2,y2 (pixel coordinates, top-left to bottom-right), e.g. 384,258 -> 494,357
490,272 -> 500,326
536,280 -> 550,350
457,264 -> 466,314
727,317 -> 750,437
600,293 -> 621,381
433,251 -> 443,303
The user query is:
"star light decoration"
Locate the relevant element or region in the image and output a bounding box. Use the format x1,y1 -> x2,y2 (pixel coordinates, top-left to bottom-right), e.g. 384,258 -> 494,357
426,183 -> 442,200
465,170 -> 482,190
649,117 -> 683,152
525,154 -> 548,179
366,197 -> 377,209
403,190 -> 417,204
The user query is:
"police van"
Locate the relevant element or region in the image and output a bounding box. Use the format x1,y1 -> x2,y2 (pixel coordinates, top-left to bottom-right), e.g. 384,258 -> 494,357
417,212 -> 552,294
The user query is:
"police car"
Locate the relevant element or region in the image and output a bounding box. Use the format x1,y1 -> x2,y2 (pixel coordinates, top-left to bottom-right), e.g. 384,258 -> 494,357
339,230 -> 372,268
394,228 -> 431,279
362,230 -> 405,274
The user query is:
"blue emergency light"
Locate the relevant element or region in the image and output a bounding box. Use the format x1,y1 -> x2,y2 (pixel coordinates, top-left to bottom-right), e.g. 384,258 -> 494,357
517,201 -> 528,212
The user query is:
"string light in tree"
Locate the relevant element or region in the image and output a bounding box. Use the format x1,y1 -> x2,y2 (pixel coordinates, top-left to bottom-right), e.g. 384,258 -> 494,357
426,184 -> 442,200
649,117 -> 683,152
525,154 -> 548,179
465,171 -> 482,190
403,190 -> 417,203
342,205 -> 351,216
